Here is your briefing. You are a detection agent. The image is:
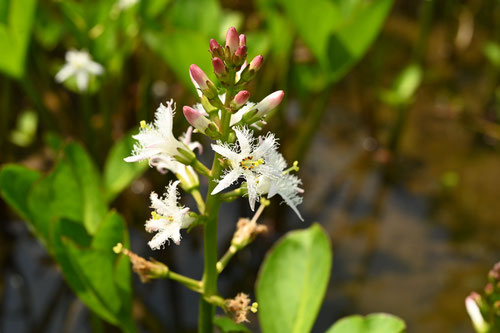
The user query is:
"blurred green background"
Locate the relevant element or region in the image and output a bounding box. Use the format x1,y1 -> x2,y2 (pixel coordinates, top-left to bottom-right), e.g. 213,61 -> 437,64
1,0 -> 500,332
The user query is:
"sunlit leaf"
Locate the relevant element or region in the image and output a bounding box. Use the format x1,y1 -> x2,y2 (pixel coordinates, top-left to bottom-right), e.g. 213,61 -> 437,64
103,133 -> 148,202
63,143 -> 107,234
0,0 -> 37,78
0,164 -> 41,221
257,223 -> 332,333
145,30 -> 214,90
325,313 -> 406,333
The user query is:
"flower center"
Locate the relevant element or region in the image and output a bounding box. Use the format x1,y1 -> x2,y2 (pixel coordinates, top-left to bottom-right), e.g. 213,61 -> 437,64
151,211 -> 174,222
239,156 -> 263,170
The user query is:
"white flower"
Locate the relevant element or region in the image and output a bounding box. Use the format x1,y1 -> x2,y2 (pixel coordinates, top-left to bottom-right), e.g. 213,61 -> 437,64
255,149 -> 304,220
211,127 -> 280,210
145,181 -> 194,249
117,0 -> 139,10
55,49 -> 104,91
125,100 -> 193,170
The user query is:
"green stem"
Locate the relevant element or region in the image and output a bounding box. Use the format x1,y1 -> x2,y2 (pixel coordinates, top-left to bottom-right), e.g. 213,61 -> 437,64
220,187 -> 247,202
216,245 -> 237,274
192,189 -> 206,214
167,270 -> 203,293
192,159 -> 212,177
199,69 -> 236,333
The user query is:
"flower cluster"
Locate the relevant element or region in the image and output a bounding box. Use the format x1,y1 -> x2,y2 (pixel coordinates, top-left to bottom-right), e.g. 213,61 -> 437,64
124,26 -> 304,251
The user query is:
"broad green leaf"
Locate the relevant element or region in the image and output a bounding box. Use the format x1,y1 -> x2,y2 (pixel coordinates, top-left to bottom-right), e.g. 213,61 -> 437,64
145,30 -> 214,90
64,143 -> 107,234
103,133 -> 148,202
257,223 -> 332,333
27,158 -> 83,244
214,316 -> 250,332
140,0 -> 171,20
326,313 -> 406,333
167,0 -> 221,38
0,164 -> 41,221
51,218 -> 120,325
52,212 -> 133,329
0,0 -> 37,78
262,0 -> 393,90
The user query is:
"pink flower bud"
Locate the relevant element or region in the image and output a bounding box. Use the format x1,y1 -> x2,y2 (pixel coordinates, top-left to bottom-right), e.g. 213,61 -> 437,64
239,34 -> 246,47
235,46 -> 247,58
256,90 -> 284,116
233,90 -> 250,107
209,39 -> 222,57
225,27 -> 239,54
189,64 -> 210,90
249,55 -> 263,71
183,106 -> 210,132
212,57 -> 226,76
210,39 -> 220,52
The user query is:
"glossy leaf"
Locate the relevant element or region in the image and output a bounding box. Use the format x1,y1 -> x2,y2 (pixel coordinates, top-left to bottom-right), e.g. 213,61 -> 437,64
103,133 -> 148,202
326,313 -> 406,333
0,164 -> 41,221
52,212 -> 133,330
145,30 -> 215,90
63,143 -> 107,234
261,0 -> 393,90
0,0 -> 37,78
257,223 -> 332,333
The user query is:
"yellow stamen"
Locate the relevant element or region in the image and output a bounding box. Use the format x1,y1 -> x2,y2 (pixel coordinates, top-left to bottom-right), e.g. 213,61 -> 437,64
151,211 -> 174,222
250,302 -> 259,313
283,161 -> 300,175
140,120 -> 151,130
239,157 -> 264,170
113,243 -> 123,254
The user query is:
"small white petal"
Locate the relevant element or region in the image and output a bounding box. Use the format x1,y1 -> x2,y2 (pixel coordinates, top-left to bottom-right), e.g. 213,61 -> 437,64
234,127 -> 253,156
55,64 -> 76,83
87,61 -> 104,75
211,143 -> 239,160
75,71 -> 89,91
211,170 -> 240,194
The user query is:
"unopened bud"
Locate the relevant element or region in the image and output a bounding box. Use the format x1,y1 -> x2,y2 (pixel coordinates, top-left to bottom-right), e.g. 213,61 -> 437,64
212,57 -> 227,76
485,283 -> 494,295
465,293 -> 490,333
225,27 -> 239,54
183,106 -> 211,133
239,34 -> 246,47
232,90 -> 250,108
209,38 -> 223,58
249,55 -> 263,71
233,46 -> 247,66
255,90 -> 284,117
189,64 -> 211,91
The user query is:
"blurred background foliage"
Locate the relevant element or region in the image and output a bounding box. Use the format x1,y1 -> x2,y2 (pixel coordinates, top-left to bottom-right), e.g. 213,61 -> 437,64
1,0 -> 500,332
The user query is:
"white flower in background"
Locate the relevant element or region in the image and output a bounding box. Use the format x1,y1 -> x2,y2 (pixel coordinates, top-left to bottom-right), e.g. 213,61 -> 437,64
55,49 -> 104,92
125,100 -> 193,169
256,150 -> 304,221
211,127 -> 280,210
145,181 -> 194,249
117,0 -> 139,10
